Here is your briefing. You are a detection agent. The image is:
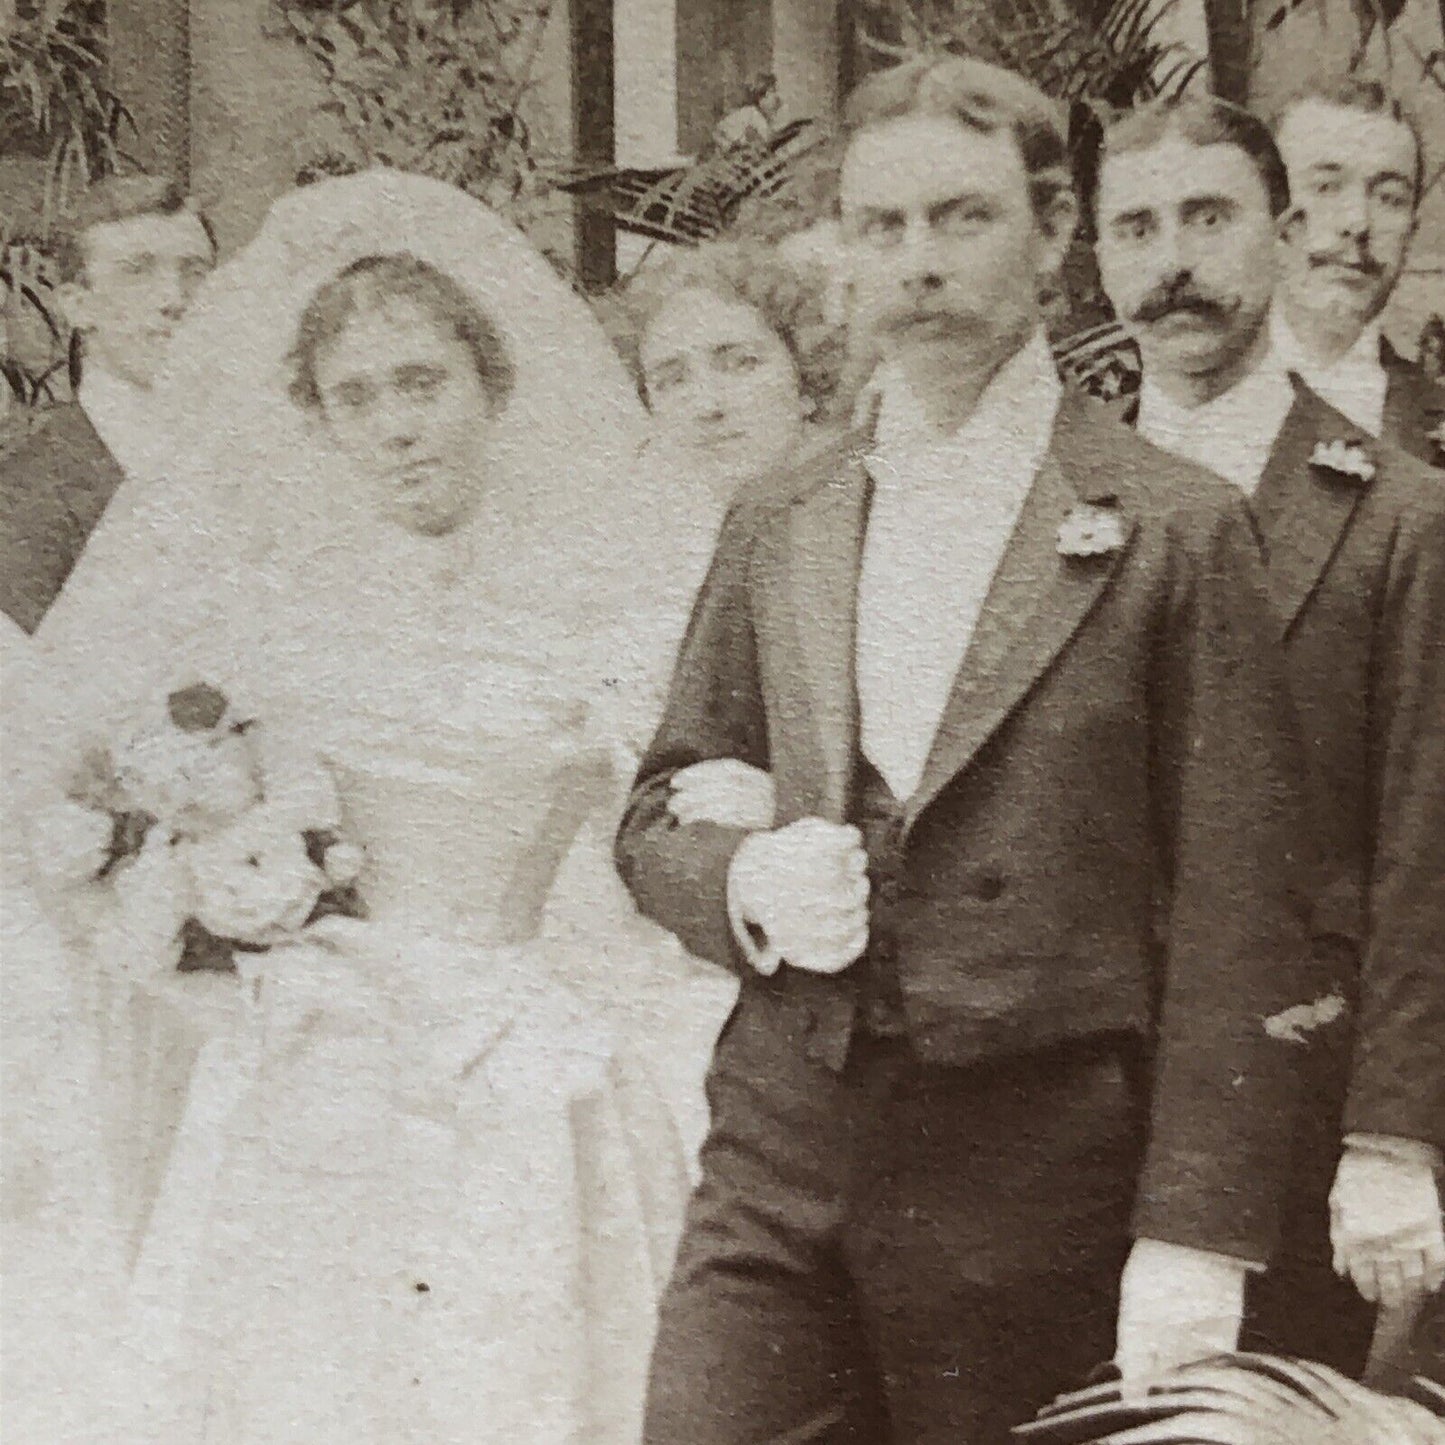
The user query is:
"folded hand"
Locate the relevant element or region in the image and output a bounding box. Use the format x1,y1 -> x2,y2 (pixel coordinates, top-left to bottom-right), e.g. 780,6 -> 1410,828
1331,1143 -> 1445,1311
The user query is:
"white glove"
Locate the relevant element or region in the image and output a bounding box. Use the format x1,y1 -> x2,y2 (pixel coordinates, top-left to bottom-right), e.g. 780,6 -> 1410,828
1115,1239 -> 1248,1383
726,818 -> 869,976
1331,1139 -> 1445,1311
668,758 -> 777,830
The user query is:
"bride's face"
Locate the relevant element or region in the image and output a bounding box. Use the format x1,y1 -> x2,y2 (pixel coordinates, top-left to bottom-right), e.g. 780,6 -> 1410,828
641,288 -> 805,488
311,298 -> 499,537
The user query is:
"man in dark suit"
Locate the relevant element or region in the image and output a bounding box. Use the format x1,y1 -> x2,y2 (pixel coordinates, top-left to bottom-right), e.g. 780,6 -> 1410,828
616,57 -> 1327,1442
0,175 -> 216,636
1093,94 -> 1445,1377
1270,80 -> 1444,467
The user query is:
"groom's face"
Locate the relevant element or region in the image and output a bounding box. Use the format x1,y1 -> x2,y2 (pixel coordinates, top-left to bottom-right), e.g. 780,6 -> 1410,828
312,299 -> 498,537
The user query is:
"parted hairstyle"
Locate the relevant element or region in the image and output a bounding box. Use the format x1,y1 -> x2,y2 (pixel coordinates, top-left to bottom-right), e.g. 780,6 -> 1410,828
52,174 -> 217,284
1272,78 -> 1425,206
288,252 -> 516,413
1093,95 -> 1292,221
841,55 -> 1075,228
602,240 -> 847,415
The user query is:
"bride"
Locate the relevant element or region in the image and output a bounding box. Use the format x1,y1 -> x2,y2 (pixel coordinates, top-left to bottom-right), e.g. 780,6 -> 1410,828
11,169 -> 733,1444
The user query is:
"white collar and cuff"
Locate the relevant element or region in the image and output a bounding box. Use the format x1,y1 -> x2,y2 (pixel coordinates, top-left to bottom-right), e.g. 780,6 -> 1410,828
1137,347 -> 1296,496
1272,310 -> 1387,438
855,329 -> 1063,802
77,366 -> 162,481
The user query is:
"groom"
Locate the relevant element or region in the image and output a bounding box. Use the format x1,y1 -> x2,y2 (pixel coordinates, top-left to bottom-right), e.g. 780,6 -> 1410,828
617,56 -> 1328,1441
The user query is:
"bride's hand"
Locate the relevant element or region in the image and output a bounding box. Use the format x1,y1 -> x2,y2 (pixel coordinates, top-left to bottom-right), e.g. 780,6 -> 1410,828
668,759 -> 776,831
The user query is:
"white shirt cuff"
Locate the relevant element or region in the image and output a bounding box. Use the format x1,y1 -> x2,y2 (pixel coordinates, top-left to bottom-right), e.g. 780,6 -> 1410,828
1343,1133 -> 1444,1174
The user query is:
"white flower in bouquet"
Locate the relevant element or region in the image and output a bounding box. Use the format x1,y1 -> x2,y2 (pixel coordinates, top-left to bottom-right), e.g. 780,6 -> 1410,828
251,725 -> 345,834
188,804 -> 331,948
114,683 -> 262,835
28,798 -> 114,889
94,832 -> 193,978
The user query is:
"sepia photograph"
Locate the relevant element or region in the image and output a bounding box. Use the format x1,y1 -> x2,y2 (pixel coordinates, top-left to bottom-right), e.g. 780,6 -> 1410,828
2,0 -> 1444,1440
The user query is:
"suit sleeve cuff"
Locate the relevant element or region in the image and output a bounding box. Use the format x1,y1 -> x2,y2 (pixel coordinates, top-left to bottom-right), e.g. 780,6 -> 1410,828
1136,1236 -> 1264,1277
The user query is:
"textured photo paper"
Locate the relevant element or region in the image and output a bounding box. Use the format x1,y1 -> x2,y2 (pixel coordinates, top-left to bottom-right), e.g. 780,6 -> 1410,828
2,2 -> 1443,1440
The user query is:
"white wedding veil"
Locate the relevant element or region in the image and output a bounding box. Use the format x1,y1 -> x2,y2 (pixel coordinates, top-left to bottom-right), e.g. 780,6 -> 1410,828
15,168 -> 652,760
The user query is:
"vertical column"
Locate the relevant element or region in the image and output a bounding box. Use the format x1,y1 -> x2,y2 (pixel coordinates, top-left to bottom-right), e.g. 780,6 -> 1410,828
571,0 -> 616,289
614,0 -> 681,166
772,0 -> 840,123
106,0 -> 191,183
675,0 -> 772,156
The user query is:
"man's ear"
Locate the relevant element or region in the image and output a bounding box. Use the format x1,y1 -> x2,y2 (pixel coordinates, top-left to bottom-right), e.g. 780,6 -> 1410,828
1037,186 -> 1080,287
1277,203 -> 1307,246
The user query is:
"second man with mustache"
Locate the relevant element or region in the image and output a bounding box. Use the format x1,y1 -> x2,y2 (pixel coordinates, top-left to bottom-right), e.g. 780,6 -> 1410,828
1093,94 -> 1445,1376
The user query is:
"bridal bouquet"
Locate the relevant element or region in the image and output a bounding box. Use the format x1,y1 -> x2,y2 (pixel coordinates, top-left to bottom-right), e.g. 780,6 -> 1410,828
28,681 -> 367,978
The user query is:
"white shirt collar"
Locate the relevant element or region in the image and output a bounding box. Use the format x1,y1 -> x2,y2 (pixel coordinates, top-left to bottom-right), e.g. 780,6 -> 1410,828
1137,345 -> 1296,496
864,328 -> 1063,501
1271,310 -> 1387,437
78,365 -> 158,477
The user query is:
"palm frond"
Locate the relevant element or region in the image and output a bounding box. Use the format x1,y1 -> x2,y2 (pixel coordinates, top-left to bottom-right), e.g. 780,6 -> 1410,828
1015,1354 -> 1445,1445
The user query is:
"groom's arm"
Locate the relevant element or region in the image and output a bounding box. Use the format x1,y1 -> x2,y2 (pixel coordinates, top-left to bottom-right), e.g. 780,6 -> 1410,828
615,503 -> 771,974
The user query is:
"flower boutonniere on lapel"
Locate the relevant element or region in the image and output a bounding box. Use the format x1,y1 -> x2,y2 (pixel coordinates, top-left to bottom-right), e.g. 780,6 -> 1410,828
1309,438 -> 1377,485
1057,501 -> 1126,560
1427,418 -> 1445,463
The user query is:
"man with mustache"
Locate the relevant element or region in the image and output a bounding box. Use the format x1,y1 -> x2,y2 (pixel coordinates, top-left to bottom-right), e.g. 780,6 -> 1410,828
1093,95 -> 1445,1375
1271,80 -> 1442,466
618,56 -> 1326,1441
0,174 -> 216,639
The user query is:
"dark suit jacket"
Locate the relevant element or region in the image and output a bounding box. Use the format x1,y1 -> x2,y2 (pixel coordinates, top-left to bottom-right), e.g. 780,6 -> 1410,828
617,389 -> 1326,1264
1254,380 -> 1445,1165
1382,339 -> 1444,468
0,404 -> 125,634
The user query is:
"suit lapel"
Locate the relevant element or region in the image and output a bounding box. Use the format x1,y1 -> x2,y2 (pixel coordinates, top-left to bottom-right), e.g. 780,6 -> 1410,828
905,397 -> 1136,828
1252,386 -> 1370,636
773,448 -> 871,824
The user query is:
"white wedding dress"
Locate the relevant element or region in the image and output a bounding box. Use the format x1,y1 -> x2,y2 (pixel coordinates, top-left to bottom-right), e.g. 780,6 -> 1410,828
1,623 -> 130,1445
5,170 -> 736,1444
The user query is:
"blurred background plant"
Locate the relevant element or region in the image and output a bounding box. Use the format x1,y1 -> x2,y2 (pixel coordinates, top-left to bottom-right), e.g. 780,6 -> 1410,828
2,0 -> 134,447
269,0 -> 557,228
2,0 -> 134,220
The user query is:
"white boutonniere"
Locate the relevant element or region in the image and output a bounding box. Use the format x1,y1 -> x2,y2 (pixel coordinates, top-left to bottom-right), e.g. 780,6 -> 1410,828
1427,419 -> 1445,460
1309,438 -> 1377,484
1057,502 -> 1126,559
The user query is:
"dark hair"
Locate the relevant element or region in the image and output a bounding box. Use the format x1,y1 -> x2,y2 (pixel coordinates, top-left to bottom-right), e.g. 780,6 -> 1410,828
1272,78 -> 1425,207
601,240 -> 846,415
1094,96 -> 1291,222
842,55 -> 1074,227
53,174 -> 217,283
288,252 -> 516,412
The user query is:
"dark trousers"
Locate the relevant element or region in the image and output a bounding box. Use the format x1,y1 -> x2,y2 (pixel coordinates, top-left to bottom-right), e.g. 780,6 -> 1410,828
1241,1256 -> 1374,1374
644,989 -> 1145,1444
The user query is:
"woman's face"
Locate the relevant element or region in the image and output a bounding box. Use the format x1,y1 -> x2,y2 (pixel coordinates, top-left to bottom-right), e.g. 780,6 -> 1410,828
311,297 -> 498,537
640,287 -> 805,487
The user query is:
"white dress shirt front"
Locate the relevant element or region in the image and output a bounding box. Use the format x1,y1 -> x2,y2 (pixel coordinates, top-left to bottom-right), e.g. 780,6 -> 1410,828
1136,349 -> 1297,497
1272,311 -> 1388,438
855,330 -> 1062,800
78,365 -> 167,483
